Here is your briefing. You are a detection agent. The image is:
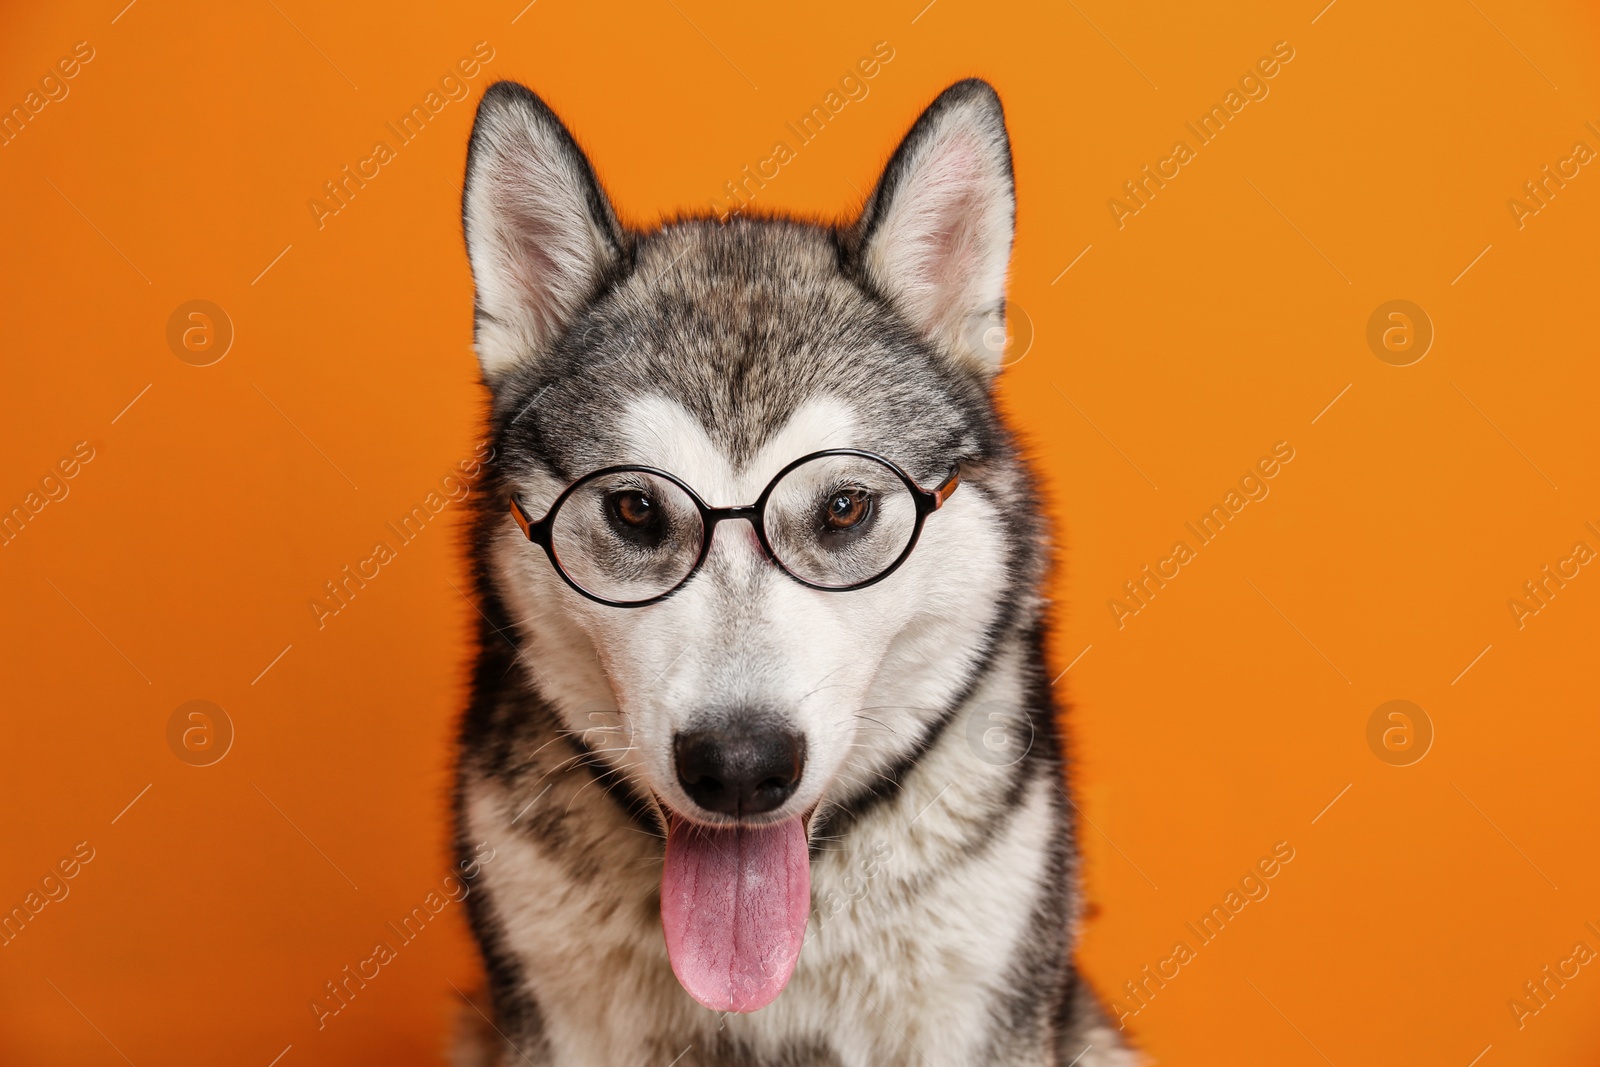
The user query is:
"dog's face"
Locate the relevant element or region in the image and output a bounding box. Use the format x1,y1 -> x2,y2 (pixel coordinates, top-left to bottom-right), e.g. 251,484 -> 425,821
463,80 -> 1026,1010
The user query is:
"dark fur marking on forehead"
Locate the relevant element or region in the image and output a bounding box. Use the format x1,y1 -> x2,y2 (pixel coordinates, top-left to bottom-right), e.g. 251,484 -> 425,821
495,217 -> 999,484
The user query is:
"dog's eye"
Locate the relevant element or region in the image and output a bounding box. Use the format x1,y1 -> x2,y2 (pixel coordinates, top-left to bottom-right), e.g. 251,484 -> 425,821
608,490 -> 656,529
821,488 -> 873,533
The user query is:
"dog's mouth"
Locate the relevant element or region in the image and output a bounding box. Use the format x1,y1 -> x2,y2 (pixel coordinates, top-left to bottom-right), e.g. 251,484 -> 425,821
658,805 -> 812,1013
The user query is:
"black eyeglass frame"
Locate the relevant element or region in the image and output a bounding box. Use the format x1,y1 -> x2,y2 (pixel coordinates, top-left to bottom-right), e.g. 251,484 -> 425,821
509,448 -> 962,608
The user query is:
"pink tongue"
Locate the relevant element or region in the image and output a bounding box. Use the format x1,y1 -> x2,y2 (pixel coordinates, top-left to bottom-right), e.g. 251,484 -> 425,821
661,817 -> 811,1013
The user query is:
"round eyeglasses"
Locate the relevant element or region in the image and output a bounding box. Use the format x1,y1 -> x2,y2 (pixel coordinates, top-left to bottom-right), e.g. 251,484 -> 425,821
509,449 -> 962,607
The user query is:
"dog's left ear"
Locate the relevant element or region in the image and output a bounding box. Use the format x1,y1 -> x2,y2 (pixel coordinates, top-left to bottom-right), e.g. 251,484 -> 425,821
850,79 -> 1016,378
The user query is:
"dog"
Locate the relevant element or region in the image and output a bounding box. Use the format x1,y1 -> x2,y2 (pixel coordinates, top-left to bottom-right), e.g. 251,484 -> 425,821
452,77 -> 1133,1066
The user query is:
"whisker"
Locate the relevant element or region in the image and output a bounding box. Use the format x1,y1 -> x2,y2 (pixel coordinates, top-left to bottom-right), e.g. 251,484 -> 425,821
852,713 -> 899,734
853,703 -> 946,716
620,824 -> 667,841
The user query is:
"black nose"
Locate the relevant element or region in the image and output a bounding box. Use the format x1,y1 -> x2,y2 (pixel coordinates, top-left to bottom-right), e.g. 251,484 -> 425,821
674,723 -> 805,818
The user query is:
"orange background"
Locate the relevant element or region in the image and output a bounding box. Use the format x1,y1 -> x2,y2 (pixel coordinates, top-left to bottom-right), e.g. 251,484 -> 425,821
2,1 -> 1598,1064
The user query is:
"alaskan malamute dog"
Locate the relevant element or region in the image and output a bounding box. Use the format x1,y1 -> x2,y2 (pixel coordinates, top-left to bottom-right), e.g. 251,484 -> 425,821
453,78 -> 1131,1066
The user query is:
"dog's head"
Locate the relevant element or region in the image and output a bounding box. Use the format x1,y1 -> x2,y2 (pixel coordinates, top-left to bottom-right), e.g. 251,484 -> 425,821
463,79 -> 1032,1011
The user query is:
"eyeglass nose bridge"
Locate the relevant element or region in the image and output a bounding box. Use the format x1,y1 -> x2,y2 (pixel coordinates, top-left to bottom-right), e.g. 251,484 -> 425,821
697,502 -> 771,565
704,503 -> 761,525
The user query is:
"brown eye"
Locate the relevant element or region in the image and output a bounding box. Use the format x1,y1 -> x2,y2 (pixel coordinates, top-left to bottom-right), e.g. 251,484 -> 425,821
822,488 -> 872,532
609,490 -> 654,528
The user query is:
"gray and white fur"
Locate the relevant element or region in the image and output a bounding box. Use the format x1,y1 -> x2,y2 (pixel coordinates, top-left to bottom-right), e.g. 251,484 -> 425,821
452,78 -> 1133,1067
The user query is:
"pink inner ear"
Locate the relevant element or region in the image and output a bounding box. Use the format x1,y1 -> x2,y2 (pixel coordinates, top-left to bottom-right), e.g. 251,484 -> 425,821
929,186 -> 983,283
900,134 -> 990,330
491,157 -> 593,341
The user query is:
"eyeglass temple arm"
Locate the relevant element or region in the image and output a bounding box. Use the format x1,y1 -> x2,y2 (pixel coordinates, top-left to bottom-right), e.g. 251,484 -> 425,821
930,464 -> 961,509
510,496 -> 544,543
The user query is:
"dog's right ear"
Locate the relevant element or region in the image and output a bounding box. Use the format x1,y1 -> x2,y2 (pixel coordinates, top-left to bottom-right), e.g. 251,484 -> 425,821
462,82 -> 629,385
